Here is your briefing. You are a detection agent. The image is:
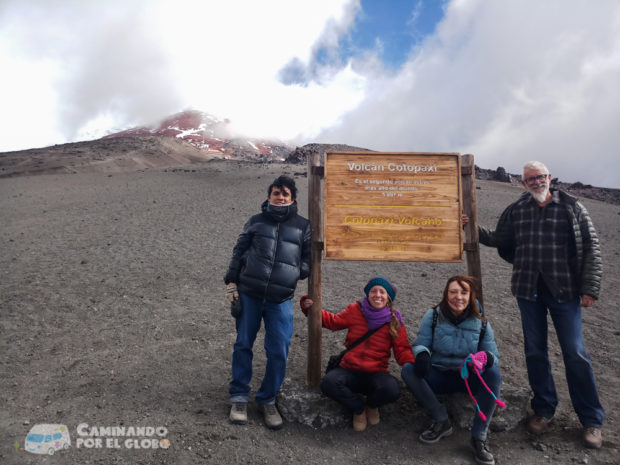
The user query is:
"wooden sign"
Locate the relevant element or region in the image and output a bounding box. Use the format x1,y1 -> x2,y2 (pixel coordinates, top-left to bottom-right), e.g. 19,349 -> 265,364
324,152 -> 462,262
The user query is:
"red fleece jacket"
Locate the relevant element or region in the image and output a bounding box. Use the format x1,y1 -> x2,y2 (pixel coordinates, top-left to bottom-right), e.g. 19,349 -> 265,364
304,298 -> 415,373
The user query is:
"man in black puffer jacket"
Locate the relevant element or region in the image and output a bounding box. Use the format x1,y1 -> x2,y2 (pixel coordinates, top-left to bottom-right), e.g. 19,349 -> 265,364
224,175 -> 311,430
478,160 -> 604,450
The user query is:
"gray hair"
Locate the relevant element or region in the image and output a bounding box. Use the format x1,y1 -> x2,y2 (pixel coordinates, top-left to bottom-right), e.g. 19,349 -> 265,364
523,160 -> 549,174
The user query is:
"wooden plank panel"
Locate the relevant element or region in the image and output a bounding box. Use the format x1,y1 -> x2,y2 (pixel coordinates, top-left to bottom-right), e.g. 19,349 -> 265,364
324,152 -> 462,262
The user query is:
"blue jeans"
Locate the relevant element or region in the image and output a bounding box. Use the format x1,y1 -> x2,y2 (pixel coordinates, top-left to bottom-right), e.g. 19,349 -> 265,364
517,284 -> 604,428
229,292 -> 294,405
321,367 -> 400,415
401,363 -> 502,440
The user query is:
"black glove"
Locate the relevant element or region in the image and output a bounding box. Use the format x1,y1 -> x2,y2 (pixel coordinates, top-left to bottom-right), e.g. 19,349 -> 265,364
414,351 -> 431,378
230,298 -> 242,319
484,351 -> 494,369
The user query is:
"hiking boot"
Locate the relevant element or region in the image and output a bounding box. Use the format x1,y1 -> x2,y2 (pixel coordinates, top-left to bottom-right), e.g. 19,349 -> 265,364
527,414 -> 552,434
229,402 -> 247,425
419,419 -> 453,444
471,438 -> 495,465
583,427 -> 603,449
259,403 -> 283,430
366,407 -> 380,426
353,411 -> 367,432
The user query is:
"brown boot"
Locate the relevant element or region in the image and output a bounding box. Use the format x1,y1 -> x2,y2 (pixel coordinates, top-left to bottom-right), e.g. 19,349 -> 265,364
583,427 -> 603,449
527,414 -> 552,434
366,407 -> 380,426
353,411 -> 367,431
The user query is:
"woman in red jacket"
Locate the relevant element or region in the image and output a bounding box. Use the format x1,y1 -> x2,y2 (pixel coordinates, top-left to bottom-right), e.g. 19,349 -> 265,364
300,276 -> 415,431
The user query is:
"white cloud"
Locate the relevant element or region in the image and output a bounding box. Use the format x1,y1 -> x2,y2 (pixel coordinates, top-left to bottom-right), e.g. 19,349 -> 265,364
162,0 -> 365,140
1,0 -> 619,188
320,0 -> 620,187
0,0 -> 362,149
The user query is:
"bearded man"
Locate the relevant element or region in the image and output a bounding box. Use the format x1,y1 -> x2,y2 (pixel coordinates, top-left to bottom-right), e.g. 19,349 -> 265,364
478,161 -> 604,449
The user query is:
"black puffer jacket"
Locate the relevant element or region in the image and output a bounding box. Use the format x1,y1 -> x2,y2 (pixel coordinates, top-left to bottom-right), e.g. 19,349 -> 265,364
479,190 -> 602,299
224,200 -> 311,303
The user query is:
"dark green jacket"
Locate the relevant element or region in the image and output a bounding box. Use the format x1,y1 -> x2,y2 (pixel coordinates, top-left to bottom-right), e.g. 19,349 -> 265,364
479,190 -> 602,299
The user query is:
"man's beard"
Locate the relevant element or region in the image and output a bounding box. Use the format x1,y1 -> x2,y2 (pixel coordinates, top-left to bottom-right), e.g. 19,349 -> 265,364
527,183 -> 550,203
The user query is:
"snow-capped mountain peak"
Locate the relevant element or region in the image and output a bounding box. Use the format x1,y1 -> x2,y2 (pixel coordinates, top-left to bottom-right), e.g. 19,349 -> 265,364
103,109 -> 293,161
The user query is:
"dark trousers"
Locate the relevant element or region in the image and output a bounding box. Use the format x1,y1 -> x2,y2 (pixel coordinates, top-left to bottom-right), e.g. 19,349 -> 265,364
320,367 -> 400,415
401,363 -> 502,440
517,282 -> 604,427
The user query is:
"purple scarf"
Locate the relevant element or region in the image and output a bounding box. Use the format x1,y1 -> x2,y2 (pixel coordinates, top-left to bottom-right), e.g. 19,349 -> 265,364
360,298 -> 404,330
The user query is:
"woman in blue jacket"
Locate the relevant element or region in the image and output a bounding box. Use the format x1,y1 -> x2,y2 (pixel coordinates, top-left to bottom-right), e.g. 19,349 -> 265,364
401,275 -> 501,465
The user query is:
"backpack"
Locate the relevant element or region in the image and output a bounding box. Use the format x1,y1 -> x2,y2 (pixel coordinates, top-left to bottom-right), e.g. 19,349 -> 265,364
430,300 -> 487,351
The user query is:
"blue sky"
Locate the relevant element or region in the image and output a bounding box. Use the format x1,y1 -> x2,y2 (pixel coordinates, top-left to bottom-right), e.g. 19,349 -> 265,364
280,1 -> 445,85
344,0 -> 446,69
1,0 -> 620,187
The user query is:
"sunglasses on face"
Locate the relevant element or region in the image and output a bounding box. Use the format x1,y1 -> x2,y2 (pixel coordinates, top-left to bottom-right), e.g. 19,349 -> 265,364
523,173 -> 549,185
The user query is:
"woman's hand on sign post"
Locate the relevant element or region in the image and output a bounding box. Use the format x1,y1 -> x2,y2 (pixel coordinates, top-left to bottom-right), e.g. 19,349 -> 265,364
300,295 -> 314,316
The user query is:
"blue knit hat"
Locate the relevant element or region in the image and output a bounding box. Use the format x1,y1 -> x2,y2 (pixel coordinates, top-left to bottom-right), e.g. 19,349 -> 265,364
364,276 -> 396,301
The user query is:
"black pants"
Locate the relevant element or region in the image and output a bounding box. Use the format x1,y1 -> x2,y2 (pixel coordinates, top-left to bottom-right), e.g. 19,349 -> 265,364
321,367 -> 400,415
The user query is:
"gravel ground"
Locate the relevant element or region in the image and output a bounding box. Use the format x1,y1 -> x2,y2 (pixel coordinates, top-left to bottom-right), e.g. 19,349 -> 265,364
1,160 -> 618,464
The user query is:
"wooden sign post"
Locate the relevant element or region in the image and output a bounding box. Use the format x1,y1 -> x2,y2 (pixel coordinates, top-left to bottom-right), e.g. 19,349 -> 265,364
307,152 -> 323,387
461,154 -> 483,305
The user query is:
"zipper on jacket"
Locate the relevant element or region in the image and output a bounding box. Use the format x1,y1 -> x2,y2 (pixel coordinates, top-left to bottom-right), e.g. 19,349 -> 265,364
263,223 -> 280,301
